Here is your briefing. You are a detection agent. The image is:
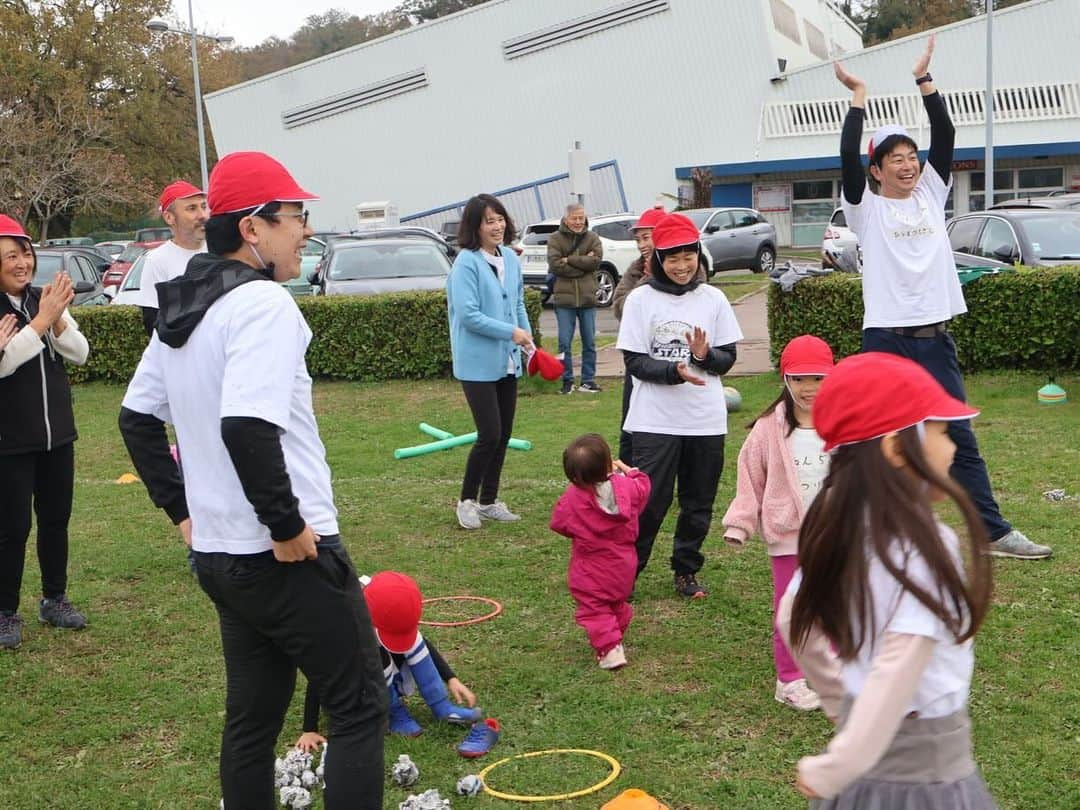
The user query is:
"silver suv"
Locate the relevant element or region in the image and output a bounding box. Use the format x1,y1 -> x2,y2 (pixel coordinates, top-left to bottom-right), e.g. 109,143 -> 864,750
680,207 -> 777,274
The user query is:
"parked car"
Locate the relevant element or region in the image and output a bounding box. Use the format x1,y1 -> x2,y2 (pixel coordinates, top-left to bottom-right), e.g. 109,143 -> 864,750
990,192 -> 1080,211
281,237 -> 326,299
102,240 -> 164,292
439,218 -> 460,247
34,249 -> 109,306
134,226 -> 172,243
108,251 -> 149,306
821,207 -> 862,271
680,207 -> 778,274
346,226 -> 456,260
309,238 -> 452,297
44,236 -> 95,248
95,240 -> 132,259
947,209 -> 1080,268
518,213 -> 644,307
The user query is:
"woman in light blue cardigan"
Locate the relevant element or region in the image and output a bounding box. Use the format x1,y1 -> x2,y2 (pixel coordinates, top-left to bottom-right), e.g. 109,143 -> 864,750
446,194 -> 534,530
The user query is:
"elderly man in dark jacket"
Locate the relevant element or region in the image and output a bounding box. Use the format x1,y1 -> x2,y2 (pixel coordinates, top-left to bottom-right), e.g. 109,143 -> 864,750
547,203 -> 603,394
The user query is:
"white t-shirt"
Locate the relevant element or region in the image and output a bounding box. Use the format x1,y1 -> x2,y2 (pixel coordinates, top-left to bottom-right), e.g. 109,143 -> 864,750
616,283 -> 743,436
786,521 -> 973,718
128,240 -> 205,308
122,280 -> 338,554
842,164 -> 967,329
791,427 -> 828,509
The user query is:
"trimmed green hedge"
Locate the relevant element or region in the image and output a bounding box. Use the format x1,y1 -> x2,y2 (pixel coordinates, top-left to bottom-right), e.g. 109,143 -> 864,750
767,266 -> 1080,371
68,288 -> 543,384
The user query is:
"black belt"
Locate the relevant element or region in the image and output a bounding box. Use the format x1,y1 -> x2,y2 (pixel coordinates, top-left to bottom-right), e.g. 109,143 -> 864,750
885,322 -> 947,338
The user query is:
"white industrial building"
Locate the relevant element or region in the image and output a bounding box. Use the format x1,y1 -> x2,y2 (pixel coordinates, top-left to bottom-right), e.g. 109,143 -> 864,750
205,0 -> 1080,246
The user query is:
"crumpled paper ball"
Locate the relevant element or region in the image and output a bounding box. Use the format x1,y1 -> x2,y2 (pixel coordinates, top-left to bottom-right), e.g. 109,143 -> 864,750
279,785 -> 312,809
398,788 -> 451,809
456,774 -> 482,797
392,753 -> 420,787
1043,489 -> 1069,502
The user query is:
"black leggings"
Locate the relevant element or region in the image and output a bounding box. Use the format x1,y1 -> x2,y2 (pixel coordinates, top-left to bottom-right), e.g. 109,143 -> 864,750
460,376 -> 518,504
0,443 -> 75,613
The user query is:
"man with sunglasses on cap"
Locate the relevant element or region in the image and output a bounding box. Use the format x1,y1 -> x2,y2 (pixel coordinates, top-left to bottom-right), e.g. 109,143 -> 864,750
128,180 -> 208,337
118,152 -> 386,809
835,36 -> 1050,560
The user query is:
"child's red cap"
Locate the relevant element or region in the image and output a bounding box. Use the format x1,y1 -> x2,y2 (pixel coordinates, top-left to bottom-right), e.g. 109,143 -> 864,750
814,352 -> 979,452
362,571 -> 422,653
651,213 -> 700,251
527,347 -> 564,381
631,207 -> 666,231
780,335 -> 834,377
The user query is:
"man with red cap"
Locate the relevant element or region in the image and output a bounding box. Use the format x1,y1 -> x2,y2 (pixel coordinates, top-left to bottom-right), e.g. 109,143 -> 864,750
129,180 -> 208,337
834,37 -> 1050,559
118,152 -> 386,809
616,213 -> 742,599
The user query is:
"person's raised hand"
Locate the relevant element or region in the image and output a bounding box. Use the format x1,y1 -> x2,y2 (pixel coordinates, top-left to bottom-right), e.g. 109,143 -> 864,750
447,677 -> 476,708
912,34 -> 935,78
294,732 -> 326,753
675,362 -> 706,386
833,60 -> 865,92
37,274 -> 73,325
685,326 -> 709,360
0,313 -> 17,350
612,459 -> 637,476
273,525 -> 318,562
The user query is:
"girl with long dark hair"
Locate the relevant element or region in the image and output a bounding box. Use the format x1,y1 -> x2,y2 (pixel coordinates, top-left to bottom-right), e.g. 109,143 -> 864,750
777,352 -> 994,808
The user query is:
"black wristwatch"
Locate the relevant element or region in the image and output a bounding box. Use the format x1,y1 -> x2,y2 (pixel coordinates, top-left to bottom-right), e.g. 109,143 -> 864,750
915,73 -> 933,85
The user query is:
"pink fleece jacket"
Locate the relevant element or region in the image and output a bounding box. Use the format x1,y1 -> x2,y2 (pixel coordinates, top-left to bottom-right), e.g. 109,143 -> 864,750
550,470 -> 651,601
721,401 -> 818,557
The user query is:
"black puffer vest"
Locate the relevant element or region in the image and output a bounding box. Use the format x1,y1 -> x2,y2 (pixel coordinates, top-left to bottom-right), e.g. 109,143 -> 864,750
0,288 -> 77,455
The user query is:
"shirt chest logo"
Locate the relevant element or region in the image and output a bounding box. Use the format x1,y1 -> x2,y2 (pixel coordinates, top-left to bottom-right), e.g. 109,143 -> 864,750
649,319 -> 692,361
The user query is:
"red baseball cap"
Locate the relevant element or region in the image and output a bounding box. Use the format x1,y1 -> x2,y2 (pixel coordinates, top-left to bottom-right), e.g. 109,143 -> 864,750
814,352 -> 979,452
651,213 -> 700,251
631,207 -> 666,231
527,347 -> 565,381
867,124 -> 913,162
362,571 -> 422,653
0,215 -> 29,239
207,151 -> 318,215
159,180 -> 205,213
780,335 -> 834,377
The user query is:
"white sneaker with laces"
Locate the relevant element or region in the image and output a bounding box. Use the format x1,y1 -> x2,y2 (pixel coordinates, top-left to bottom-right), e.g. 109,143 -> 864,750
775,678 -> 821,711
598,643 -> 627,670
456,499 -> 482,530
476,501 -> 521,522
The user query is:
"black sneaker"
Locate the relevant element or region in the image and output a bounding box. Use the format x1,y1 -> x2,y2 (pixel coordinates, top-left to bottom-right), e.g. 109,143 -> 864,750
38,595 -> 87,630
0,612 -> 23,649
674,573 -> 707,599
559,381 -> 574,395
579,381 -> 601,393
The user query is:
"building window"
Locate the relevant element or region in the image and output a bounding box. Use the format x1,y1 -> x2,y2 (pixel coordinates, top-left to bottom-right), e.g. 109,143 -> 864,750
792,180 -> 836,247
969,167 -> 1063,210
804,21 -> 828,59
770,0 -> 801,44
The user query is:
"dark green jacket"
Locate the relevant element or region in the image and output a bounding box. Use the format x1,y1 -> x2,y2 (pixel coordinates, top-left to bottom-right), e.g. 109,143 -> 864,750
546,219 -> 603,309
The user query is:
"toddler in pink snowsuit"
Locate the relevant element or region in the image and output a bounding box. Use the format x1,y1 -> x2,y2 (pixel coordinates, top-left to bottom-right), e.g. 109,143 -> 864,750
550,434 -> 651,670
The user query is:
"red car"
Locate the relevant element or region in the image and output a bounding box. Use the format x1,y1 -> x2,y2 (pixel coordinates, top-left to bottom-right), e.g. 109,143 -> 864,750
102,240 -> 164,291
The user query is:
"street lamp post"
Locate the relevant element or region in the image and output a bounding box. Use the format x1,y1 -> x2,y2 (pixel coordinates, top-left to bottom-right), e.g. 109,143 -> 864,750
147,1 -> 233,191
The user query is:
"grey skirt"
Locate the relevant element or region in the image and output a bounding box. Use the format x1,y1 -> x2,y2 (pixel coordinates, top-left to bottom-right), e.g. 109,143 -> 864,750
810,706 -> 997,810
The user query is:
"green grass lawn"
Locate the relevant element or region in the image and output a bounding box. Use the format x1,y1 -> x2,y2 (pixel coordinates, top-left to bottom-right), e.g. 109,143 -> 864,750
1,372 -> 1077,808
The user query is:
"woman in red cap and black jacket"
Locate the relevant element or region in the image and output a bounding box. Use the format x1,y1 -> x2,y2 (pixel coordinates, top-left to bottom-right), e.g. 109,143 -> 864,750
0,214 -> 90,649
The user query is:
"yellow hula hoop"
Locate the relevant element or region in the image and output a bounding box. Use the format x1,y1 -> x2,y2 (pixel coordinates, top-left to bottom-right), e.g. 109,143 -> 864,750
477,748 -> 621,802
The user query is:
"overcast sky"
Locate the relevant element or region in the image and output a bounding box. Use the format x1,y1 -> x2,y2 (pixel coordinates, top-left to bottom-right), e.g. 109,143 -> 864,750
174,0 -> 401,47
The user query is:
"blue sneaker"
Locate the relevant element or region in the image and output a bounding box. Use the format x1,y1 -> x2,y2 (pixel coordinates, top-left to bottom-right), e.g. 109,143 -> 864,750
431,700 -> 484,725
457,718 -> 500,758
389,698 -> 423,737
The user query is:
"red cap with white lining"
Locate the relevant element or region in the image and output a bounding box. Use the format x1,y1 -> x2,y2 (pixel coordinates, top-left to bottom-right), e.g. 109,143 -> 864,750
159,180 -> 205,213
0,215 -> 29,240
207,151 -> 318,215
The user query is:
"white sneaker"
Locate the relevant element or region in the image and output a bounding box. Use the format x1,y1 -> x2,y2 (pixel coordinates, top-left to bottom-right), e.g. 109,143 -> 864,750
456,499 -> 482,530
598,643 -> 627,670
476,501 -> 521,522
775,678 -> 821,711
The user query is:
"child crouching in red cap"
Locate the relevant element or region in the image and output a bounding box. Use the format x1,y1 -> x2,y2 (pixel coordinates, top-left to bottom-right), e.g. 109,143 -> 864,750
296,571 -> 483,748
777,352 -> 994,806
550,434 -> 651,669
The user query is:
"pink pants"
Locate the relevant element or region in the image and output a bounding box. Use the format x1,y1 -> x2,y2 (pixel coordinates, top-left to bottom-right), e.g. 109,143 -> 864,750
771,554 -> 803,683
572,590 -> 633,657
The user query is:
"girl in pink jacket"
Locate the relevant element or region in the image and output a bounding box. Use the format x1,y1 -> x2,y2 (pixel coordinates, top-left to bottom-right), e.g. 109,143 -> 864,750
550,434 -> 651,670
721,335 -> 834,711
